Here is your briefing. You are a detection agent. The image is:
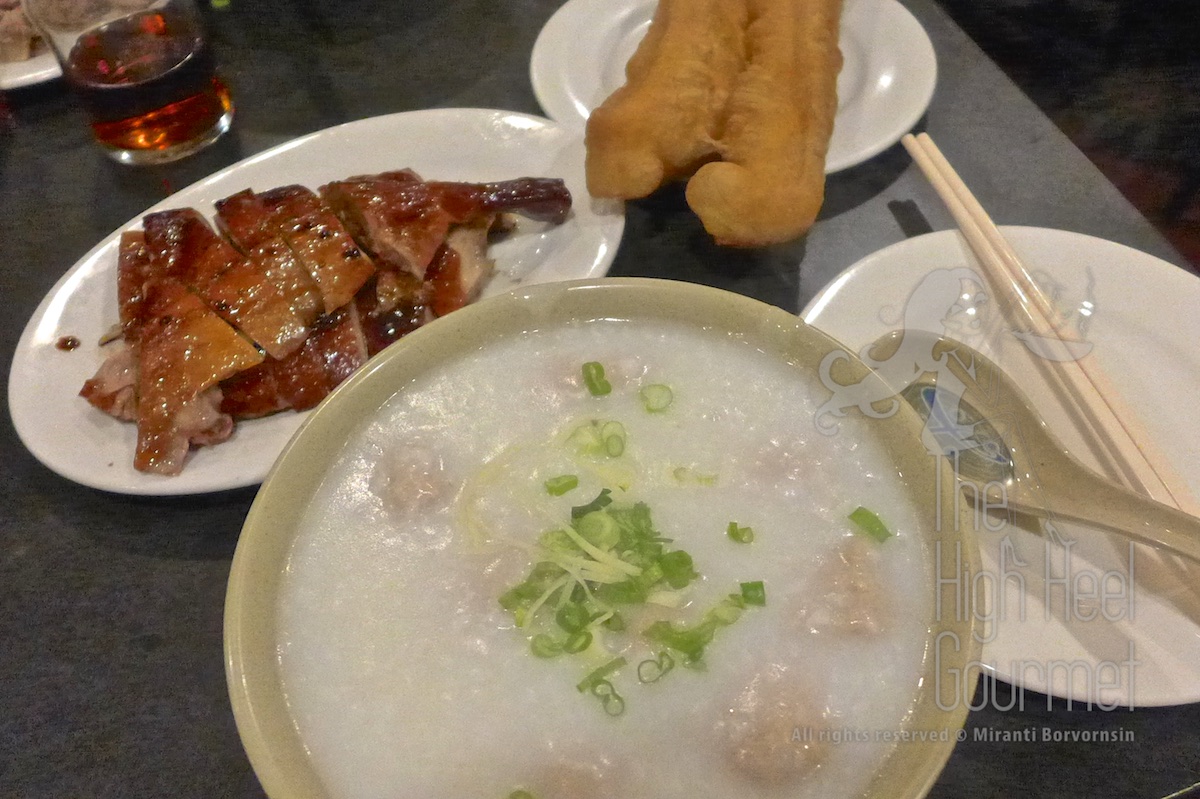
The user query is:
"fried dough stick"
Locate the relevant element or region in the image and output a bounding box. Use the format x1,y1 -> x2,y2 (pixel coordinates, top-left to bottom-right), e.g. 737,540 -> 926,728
585,0 -> 748,199
686,0 -> 843,246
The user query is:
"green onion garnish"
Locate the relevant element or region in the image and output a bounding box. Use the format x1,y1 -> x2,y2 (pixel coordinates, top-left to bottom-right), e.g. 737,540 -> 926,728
740,580 -> 767,607
601,421 -> 626,457
567,420 -> 627,459
639,384 -> 673,412
848,506 -> 893,543
555,602 -> 590,633
643,619 -> 716,663
577,510 -> 620,550
578,657 -> 627,693
571,489 -> 613,519
544,474 -> 579,496
591,679 -> 625,716
582,362 -> 612,396
563,630 -> 593,654
726,522 -> 754,544
637,651 -> 676,684
508,791 -> 536,799
530,634 -> 563,658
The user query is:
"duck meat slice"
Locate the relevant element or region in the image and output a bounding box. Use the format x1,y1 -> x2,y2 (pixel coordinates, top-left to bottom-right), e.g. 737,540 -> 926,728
219,303 -> 370,417
79,342 -> 138,421
319,172 -> 452,282
425,176 -> 572,224
135,278 -> 264,474
214,189 -> 325,326
255,185 -> 377,314
424,218 -> 497,318
142,209 -> 309,360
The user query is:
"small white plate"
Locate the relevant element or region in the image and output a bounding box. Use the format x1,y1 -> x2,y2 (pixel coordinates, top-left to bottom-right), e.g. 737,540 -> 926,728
0,49 -> 61,90
9,108 -> 625,497
530,0 -> 937,173
802,226 -> 1200,707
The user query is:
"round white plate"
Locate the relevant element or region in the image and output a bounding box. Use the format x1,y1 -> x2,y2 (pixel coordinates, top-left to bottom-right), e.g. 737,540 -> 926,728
530,0 -> 937,173
802,226 -> 1200,707
0,49 -> 61,90
9,108 -> 625,497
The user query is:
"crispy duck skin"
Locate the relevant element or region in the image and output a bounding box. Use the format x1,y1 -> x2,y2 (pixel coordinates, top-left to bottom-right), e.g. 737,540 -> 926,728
218,304 -> 369,417
135,278 -> 264,474
142,209 -> 310,360
319,173 -> 569,289
83,169 -> 574,474
319,172 -> 453,282
116,231 -> 153,346
213,189 -> 325,326
255,185 -> 377,314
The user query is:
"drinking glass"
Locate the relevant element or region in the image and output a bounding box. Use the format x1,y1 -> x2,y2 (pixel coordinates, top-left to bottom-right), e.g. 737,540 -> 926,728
25,0 -> 234,165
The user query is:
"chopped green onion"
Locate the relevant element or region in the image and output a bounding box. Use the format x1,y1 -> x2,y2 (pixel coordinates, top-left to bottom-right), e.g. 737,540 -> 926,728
710,597 -> 744,624
601,421 -> 626,457
567,420 -> 625,458
848,506 -> 893,543
594,578 -> 649,605
508,791 -> 536,799
740,580 -> 767,607
590,679 -> 625,716
544,474 -> 579,496
577,657 -> 627,693
563,630 -> 593,654
531,634 -> 563,658
643,619 -> 716,663
576,510 -> 619,550
571,489 -> 613,519
555,602 -> 590,633
582,362 -> 612,396
637,651 -> 676,684
602,612 -> 626,632
639,384 -> 673,412
726,522 -> 755,544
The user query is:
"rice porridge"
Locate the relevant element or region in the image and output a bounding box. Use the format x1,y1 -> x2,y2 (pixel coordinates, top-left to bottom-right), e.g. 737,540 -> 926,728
276,317 -> 934,799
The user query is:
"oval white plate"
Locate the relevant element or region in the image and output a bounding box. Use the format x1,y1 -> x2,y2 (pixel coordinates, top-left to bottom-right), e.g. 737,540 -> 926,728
0,49 -> 61,90
9,109 -> 625,496
530,0 -> 937,173
802,226 -> 1200,707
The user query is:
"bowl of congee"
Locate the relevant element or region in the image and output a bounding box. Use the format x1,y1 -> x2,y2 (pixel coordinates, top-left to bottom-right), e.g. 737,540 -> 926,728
224,277 -> 982,799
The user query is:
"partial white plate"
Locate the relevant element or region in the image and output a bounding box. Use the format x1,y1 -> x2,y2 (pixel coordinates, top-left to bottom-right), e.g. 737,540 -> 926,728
0,49 -> 61,90
9,108 -> 625,497
802,226 -> 1200,707
530,0 -> 937,173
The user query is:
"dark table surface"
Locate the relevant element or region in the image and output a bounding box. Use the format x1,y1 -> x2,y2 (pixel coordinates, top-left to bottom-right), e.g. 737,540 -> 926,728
2,1 -> 1198,798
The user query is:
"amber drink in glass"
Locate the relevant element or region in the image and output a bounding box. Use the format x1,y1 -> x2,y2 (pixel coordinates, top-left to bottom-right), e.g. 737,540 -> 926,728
26,0 -> 233,164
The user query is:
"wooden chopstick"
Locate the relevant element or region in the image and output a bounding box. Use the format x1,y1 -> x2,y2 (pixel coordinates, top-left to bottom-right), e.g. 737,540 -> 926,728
902,132 -> 1200,624
901,132 -> 1198,515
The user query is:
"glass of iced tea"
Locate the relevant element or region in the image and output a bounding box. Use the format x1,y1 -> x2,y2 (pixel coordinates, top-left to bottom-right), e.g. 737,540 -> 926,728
25,0 -> 233,165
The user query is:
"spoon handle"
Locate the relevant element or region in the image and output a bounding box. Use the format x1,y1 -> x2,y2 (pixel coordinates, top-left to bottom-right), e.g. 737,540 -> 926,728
1012,455 -> 1200,566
